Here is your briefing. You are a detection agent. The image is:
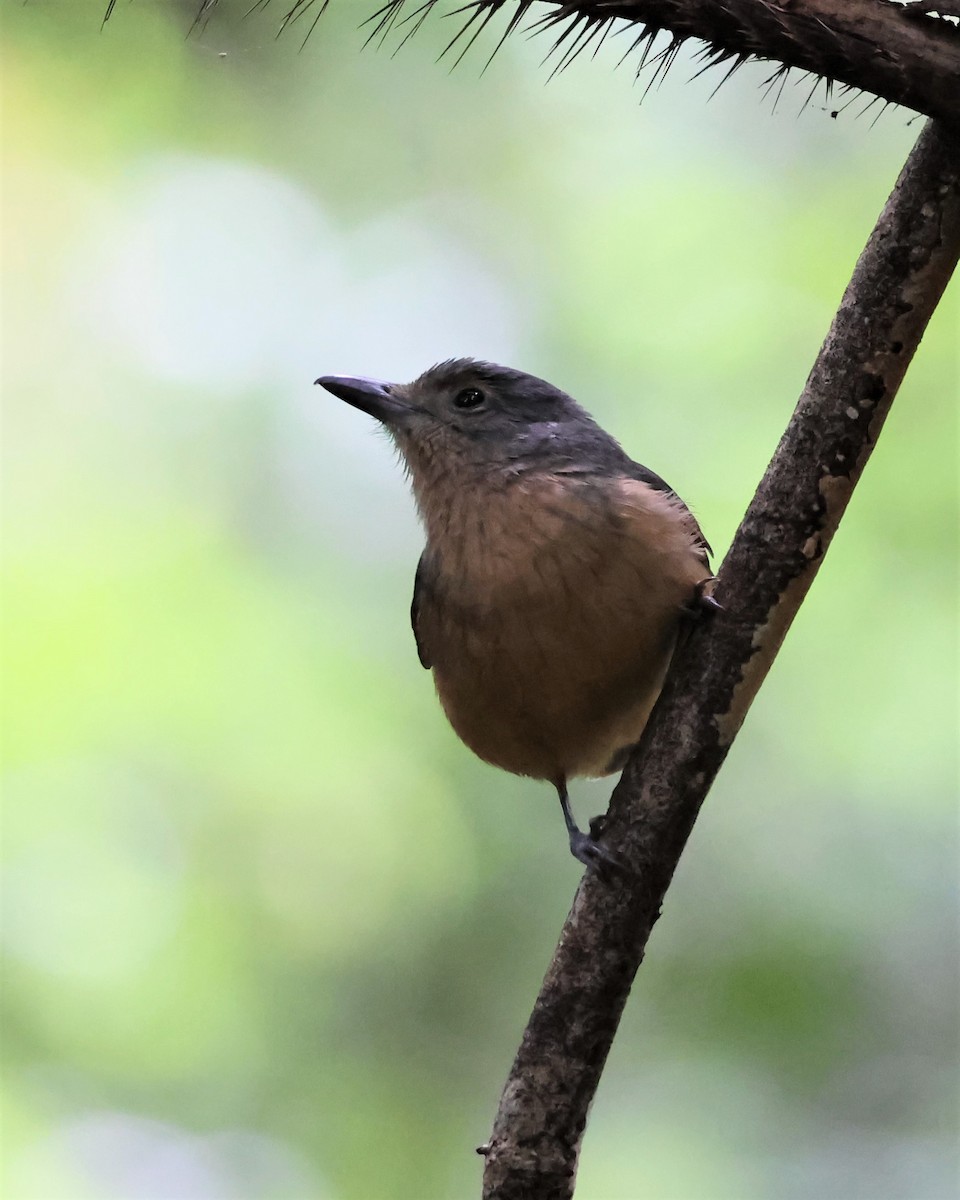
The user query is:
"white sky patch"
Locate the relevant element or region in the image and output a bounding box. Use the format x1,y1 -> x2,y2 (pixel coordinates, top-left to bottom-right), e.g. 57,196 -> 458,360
7,1112 -> 326,1200
70,155 -> 524,395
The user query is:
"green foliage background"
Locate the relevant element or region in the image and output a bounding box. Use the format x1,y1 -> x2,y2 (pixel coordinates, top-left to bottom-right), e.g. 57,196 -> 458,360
2,2 -> 957,1197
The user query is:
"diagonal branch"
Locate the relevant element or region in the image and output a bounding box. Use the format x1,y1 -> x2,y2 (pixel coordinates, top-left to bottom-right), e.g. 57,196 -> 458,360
512,0 -> 960,127
480,117 -> 960,1200
338,1 -> 960,126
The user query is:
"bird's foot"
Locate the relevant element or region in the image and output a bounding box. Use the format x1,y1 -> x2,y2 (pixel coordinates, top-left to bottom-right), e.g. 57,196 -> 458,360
568,828 -> 627,879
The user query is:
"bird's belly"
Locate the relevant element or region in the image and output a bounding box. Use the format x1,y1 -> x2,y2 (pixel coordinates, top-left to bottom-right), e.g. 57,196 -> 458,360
428,581 -> 684,781
417,472 -> 709,781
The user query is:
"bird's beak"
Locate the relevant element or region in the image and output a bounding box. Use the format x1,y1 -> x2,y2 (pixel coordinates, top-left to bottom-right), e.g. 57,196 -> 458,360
315,374 -> 415,425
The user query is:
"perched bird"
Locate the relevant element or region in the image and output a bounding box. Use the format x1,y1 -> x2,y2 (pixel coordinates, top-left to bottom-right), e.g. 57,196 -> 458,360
317,360 -> 713,871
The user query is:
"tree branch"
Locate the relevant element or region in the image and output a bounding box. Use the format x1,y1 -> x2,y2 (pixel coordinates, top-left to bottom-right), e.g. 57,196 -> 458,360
105,3 -> 960,128
480,117 -> 960,1200
347,1 -> 960,127
516,1 -> 960,128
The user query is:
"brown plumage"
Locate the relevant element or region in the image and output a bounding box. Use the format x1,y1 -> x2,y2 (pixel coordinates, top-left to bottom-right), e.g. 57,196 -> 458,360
317,360 -> 712,871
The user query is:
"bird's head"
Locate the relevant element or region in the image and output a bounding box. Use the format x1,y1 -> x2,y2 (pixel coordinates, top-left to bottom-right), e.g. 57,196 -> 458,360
316,359 -> 628,482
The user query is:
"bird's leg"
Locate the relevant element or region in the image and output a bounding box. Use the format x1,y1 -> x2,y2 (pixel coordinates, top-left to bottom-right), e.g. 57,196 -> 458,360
555,778 -> 624,876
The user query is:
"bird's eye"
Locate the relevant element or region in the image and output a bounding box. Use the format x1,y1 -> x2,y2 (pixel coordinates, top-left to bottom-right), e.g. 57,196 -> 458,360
452,387 -> 485,410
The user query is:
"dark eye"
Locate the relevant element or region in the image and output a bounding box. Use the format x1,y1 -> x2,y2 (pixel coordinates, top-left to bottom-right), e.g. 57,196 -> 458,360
452,387 -> 485,410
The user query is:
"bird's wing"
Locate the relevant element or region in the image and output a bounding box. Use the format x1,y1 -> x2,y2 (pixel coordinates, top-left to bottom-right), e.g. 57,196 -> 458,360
411,551 -> 433,669
626,461 -> 712,563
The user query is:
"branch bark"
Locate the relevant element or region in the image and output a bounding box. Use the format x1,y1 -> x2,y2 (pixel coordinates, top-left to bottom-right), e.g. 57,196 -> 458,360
480,117 -> 960,1200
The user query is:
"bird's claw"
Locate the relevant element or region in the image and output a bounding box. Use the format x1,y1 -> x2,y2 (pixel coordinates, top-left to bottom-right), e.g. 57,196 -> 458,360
682,577 -> 722,621
698,591 -> 723,614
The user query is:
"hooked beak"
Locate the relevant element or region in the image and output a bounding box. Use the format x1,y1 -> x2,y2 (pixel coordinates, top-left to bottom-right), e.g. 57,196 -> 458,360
315,374 -> 415,426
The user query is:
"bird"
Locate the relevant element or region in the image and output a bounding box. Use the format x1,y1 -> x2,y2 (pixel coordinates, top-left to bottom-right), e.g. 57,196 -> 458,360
316,360 -> 714,872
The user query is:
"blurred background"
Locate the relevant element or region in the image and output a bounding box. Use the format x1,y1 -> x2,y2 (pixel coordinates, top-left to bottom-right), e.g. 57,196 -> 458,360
2,2 -> 957,1197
